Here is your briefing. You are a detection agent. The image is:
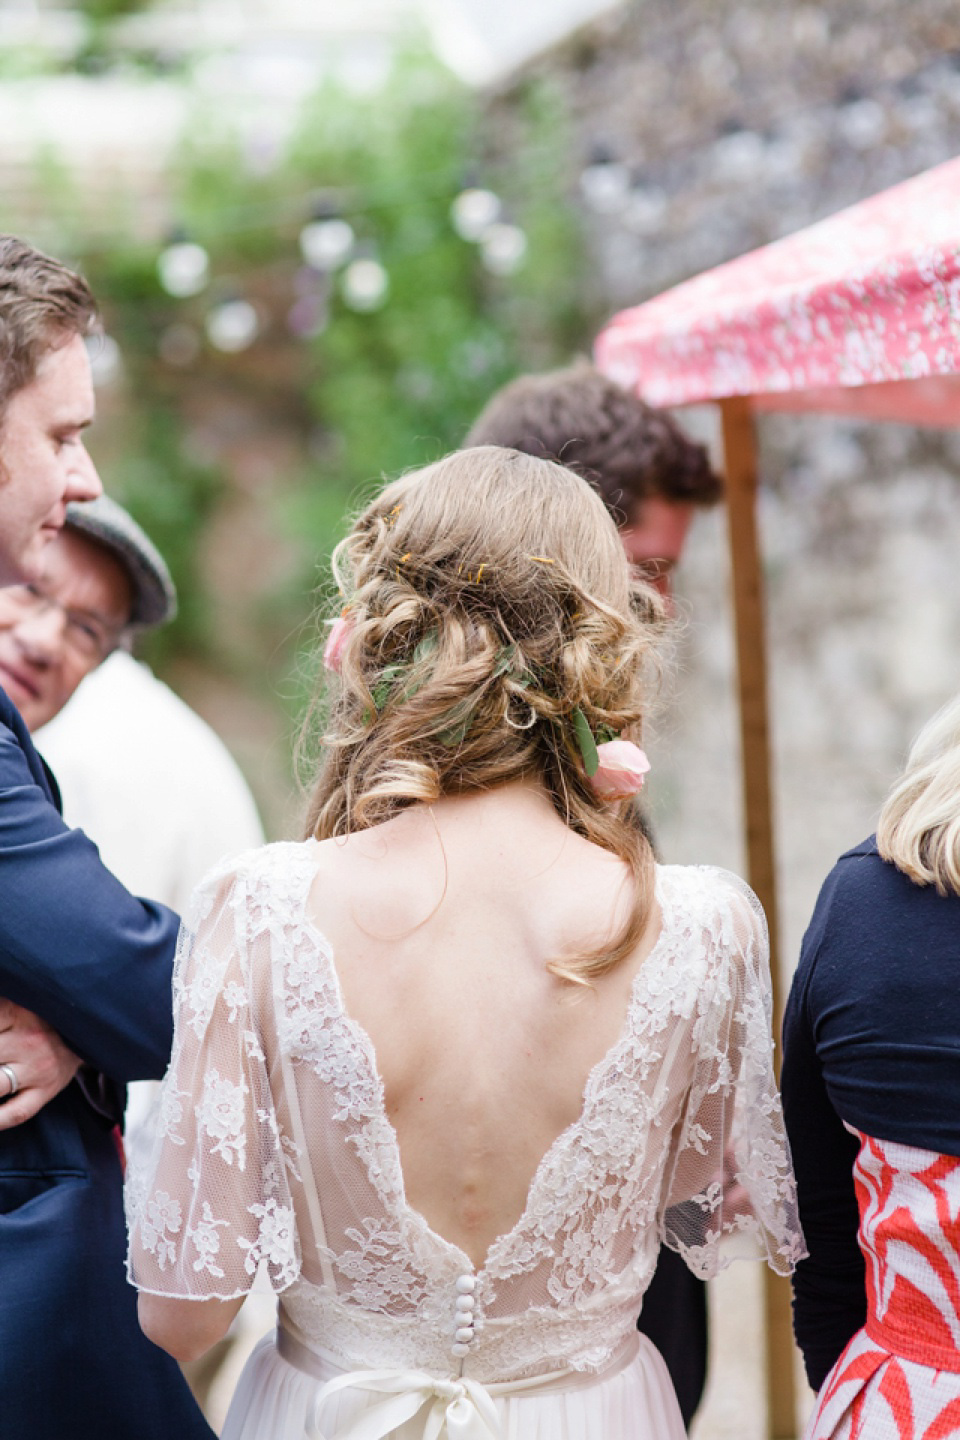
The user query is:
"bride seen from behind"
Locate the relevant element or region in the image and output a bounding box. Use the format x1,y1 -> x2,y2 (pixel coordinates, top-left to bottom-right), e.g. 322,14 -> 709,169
128,446 -> 804,1440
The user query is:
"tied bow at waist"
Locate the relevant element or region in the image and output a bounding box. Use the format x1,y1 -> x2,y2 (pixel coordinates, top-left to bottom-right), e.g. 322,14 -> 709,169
309,1367 -> 501,1440
278,1319 -> 640,1440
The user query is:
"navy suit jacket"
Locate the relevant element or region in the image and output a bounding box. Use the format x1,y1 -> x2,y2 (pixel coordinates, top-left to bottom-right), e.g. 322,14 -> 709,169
0,688 -> 214,1438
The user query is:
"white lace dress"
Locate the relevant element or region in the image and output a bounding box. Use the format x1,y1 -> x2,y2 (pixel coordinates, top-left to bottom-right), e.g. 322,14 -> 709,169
127,843 -> 804,1440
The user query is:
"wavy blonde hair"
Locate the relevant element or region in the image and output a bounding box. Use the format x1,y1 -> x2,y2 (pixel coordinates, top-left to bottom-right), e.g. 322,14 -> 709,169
877,694 -> 960,897
303,445 -> 666,983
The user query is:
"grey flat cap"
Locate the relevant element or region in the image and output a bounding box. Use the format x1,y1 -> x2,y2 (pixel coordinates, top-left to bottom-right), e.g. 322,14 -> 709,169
63,494 -> 177,628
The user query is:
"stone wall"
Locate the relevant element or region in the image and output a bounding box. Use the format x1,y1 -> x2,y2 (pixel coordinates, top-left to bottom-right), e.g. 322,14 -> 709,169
505,0 -> 960,970
650,407 -> 960,976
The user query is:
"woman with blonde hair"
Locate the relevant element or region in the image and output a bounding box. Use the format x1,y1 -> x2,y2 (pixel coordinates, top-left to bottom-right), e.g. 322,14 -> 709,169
127,447 -> 802,1439
783,693 -> 960,1439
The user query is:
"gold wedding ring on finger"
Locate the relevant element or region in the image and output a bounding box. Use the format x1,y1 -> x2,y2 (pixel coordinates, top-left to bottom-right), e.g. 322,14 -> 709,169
0,1063 -> 19,1100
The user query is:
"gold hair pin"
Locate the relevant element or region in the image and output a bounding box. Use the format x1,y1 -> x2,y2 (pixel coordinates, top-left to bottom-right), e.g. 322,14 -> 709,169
528,555 -> 555,565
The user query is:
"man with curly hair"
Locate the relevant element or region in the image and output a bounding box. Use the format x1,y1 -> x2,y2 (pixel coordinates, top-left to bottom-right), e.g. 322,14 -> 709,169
467,362 -> 723,1429
466,361 -> 721,605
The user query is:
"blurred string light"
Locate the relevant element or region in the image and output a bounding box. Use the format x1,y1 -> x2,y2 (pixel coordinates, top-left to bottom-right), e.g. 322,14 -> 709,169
341,256 -> 389,312
480,223 -> 528,276
299,215 -> 355,270
579,146 -> 632,215
149,172 -> 540,359
206,298 -> 260,352
450,183 -> 527,277
91,48 -> 932,368
157,238 -> 210,297
450,187 -> 501,241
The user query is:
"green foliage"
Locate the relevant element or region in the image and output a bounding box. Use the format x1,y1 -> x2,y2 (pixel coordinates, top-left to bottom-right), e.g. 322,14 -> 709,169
301,60 -> 584,490
77,245 -> 225,667
160,52 -> 587,573
94,407 -> 223,670
59,0 -> 173,77
0,48 -> 56,81
72,0 -> 152,22
6,43 -> 590,733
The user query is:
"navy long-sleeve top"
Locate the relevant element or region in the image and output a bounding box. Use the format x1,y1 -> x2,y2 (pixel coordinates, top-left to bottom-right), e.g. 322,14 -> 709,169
781,835 -> 960,1392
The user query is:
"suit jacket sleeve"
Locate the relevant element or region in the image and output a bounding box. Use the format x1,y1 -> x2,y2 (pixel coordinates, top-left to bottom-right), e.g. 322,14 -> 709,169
0,715 -> 179,1082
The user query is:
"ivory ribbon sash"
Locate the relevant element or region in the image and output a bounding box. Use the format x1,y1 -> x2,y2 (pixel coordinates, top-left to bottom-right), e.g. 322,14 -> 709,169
278,1322 -> 639,1440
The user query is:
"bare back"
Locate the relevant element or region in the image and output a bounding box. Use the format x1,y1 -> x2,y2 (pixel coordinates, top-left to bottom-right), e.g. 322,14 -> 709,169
130,817 -> 802,1402
308,783 -> 661,1269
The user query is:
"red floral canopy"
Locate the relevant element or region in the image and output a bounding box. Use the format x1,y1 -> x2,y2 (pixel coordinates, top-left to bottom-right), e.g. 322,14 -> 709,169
595,155 -> 960,427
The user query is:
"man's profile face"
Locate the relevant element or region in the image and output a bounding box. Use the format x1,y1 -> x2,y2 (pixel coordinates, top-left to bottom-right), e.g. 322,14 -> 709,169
618,495 -> 695,602
0,332 -> 102,587
0,528 -> 131,730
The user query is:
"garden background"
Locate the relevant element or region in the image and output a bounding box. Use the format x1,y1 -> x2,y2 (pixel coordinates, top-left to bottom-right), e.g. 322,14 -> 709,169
5,3 -> 960,1433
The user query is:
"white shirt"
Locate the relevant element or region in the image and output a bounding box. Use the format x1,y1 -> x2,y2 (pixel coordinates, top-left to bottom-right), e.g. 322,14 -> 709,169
35,649 -> 264,911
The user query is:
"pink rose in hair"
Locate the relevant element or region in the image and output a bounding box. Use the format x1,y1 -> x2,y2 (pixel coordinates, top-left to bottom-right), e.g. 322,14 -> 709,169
589,740 -> 651,801
323,614 -> 351,673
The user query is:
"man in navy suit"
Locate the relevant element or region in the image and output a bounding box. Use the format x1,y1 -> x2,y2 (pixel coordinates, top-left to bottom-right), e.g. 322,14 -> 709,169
0,236 -> 214,1437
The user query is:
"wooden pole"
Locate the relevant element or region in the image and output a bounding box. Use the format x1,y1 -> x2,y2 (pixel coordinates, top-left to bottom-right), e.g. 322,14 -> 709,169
719,396 -> 797,1440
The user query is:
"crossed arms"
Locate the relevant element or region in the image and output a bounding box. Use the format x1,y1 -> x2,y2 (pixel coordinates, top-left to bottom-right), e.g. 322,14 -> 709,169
0,714 -> 179,1127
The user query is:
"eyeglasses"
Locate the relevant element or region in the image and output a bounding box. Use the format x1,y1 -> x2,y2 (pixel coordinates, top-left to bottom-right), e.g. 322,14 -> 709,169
1,582 -> 123,663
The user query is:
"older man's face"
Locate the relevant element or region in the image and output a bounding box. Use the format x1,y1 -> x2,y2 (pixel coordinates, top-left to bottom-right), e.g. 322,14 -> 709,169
0,528 -> 132,730
0,333 -> 102,587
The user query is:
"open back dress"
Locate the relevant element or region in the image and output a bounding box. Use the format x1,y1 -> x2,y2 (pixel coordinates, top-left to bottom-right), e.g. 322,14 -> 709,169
127,842 -> 804,1440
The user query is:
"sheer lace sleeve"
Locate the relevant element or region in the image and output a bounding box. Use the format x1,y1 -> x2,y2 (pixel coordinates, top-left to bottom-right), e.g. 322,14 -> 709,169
126,854 -> 300,1299
659,869 -> 806,1279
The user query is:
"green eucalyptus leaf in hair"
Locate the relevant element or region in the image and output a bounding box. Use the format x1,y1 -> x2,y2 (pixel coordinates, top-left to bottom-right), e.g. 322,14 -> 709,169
413,631 -> 439,666
402,630 -> 439,701
573,706 -> 600,776
371,663 -> 406,712
437,697 -> 478,748
492,644 -> 518,679
492,643 -> 533,689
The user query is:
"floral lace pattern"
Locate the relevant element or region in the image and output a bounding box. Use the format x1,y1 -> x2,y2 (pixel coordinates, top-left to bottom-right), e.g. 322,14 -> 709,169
127,843 -> 804,1382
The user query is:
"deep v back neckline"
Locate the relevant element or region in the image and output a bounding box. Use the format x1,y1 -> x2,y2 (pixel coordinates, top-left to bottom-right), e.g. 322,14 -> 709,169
296,852 -> 673,1277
